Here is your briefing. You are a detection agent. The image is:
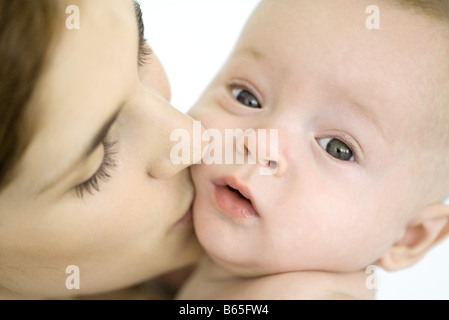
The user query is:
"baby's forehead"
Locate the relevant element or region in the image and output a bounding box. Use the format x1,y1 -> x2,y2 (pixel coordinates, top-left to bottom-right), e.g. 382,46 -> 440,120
240,0 -> 449,130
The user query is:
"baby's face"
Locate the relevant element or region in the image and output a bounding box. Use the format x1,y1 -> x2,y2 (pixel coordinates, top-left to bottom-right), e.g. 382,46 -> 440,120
189,0 -> 449,276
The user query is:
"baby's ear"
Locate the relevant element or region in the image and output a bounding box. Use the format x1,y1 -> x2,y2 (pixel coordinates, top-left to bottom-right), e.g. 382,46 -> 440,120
380,203 -> 449,271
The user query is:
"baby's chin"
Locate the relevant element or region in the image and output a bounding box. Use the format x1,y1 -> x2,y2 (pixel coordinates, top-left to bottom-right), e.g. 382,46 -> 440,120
204,249 -> 274,278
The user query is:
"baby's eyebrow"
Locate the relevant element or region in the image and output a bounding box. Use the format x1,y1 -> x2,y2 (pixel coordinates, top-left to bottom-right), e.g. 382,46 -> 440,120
349,102 -> 388,143
234,47 -> 269,63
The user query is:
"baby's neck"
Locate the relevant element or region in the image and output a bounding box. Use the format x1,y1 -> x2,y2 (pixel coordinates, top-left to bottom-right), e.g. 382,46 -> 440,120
177,256 -> 376,300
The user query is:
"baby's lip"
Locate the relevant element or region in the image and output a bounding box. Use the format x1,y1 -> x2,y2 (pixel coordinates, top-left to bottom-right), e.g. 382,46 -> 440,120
213,175 -> 261,217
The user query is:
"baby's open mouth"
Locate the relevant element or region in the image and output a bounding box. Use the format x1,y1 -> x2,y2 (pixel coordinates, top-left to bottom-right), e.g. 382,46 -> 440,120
213,177 -> 259,220
227,185 -> 252,203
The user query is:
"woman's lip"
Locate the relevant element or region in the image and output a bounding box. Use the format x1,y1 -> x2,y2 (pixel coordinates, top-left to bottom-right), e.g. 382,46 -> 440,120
214,185 -> 259,220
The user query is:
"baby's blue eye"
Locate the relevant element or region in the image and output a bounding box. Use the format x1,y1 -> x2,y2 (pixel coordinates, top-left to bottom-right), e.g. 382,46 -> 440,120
318,138 -> 354,161
232,88 -> 261,109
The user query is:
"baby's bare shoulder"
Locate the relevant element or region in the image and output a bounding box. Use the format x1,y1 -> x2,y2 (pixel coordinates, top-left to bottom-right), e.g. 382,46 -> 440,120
178,258 -> 370,300
222,272 -> 363,300
218,272 -> 338,300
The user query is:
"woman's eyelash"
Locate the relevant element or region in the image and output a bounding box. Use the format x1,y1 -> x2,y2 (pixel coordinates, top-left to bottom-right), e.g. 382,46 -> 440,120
138,40 -> 152,67
75,139 -> 118,199
135,1 -> 152,67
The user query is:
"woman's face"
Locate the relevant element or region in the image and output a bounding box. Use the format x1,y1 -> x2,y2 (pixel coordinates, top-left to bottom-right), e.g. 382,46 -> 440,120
0,0 -> 203,298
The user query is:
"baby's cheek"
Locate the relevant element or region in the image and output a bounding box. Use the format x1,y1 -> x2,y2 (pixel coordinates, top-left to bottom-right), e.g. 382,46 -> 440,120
304,196 -> 393,270
190,162 -> 214,194
189,165 -> 203,188
340,208 -> 399,267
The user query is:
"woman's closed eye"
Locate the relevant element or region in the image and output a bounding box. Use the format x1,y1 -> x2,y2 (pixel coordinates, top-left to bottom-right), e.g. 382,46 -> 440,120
318,137 -> 355,162
75,138 -> 118,198
74,9 -> 150,199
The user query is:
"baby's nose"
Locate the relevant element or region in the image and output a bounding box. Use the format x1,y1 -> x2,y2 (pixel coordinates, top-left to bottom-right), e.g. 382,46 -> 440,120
237,129 -> 287,177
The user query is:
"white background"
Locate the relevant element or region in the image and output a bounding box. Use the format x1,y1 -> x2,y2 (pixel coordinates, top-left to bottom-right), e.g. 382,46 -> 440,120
141,0 -> 449,300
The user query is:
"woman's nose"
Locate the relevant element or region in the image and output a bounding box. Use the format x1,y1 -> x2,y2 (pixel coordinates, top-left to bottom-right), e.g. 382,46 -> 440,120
131,85 -> 207,179
237,128 -> 288,177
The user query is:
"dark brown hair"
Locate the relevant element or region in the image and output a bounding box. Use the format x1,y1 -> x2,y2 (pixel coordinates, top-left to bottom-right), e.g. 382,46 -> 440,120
396,0 -> 449,20
0,0 -> 61,189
